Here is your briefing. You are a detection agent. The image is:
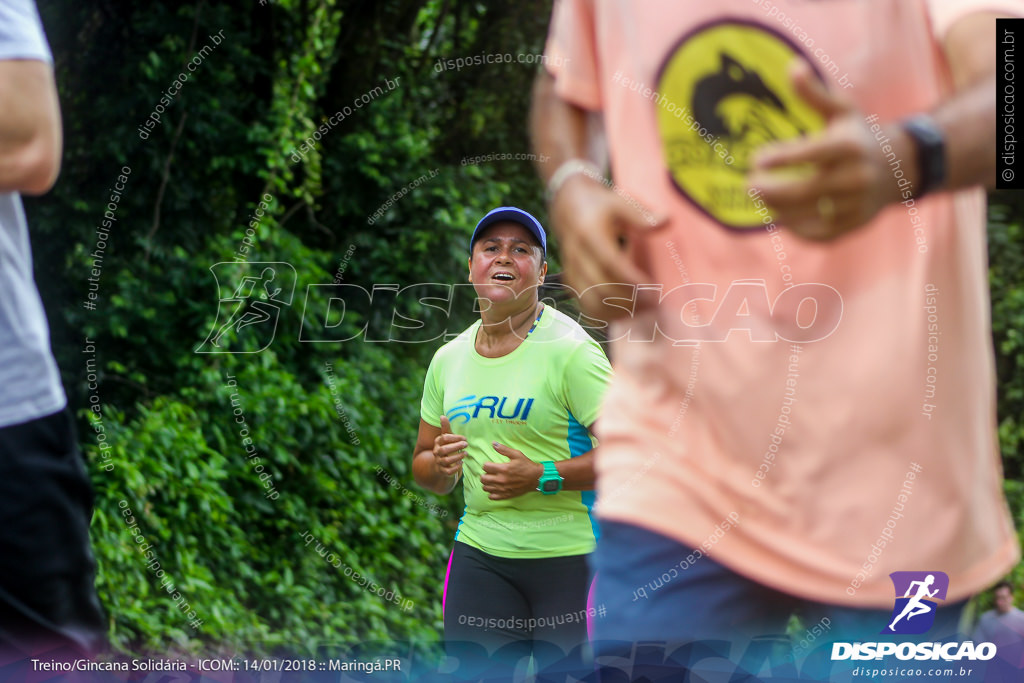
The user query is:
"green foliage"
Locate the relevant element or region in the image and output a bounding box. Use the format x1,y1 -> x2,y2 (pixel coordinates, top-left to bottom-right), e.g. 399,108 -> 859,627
31,0 -> 539,656
88,336 -> 454,654
990,203 -> 1024,475
985,196 -> 1024,618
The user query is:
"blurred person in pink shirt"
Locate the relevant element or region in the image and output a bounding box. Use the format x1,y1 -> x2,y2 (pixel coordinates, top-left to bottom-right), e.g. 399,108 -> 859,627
531,0 -> 1022,679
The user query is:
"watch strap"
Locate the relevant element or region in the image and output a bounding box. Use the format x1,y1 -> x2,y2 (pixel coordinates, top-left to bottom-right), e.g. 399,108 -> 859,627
537,461 -> 564,494
901,115 -> 946,198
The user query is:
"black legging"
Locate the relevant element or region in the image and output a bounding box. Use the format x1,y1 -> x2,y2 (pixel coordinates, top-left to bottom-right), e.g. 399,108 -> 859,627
0,409 -> 106,662
443,541 -> 592,678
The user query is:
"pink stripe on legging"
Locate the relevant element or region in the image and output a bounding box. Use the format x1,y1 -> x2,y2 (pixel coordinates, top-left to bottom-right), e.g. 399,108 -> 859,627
586,572 -> 598,640
442,547 -> 455,617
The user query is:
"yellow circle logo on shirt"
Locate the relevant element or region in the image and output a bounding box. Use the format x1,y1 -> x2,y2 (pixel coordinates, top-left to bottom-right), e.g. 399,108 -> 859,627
655,22 -> 826,229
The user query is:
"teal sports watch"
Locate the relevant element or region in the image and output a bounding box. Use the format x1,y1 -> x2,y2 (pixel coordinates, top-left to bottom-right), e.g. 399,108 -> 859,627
537,461 -> 563,495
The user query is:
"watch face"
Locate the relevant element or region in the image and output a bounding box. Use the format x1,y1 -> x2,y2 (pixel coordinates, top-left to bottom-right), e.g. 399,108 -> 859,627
542,480 -> 560,492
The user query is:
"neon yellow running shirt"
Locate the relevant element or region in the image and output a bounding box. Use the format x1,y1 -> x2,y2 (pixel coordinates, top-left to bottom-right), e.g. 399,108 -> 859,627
420,305 -> 611,559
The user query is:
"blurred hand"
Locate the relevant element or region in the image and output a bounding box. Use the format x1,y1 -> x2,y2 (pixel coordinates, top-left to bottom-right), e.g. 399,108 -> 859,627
748,61 -> 910,241
549,173 -> 665,321
480,442 -> 544,500
432,415 -> 466,478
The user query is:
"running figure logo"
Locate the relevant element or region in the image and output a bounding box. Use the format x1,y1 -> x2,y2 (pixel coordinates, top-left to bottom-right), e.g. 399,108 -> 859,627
197,262 -> 296,354
882,571 -> 949,635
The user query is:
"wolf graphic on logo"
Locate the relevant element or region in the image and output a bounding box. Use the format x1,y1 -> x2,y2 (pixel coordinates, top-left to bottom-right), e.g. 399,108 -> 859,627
692,52 -> 806,169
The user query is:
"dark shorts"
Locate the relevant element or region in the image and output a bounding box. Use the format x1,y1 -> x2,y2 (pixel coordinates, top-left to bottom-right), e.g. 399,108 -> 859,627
591,520 -> 971,682
0,408 -> 106,661
443,541 -> 593,679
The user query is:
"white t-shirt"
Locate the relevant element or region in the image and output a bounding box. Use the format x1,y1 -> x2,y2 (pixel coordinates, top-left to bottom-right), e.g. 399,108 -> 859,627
0,0 -> 66,427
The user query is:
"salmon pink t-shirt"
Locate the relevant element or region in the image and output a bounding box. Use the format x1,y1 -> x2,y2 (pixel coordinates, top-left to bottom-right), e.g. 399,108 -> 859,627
544,0 -> 1021,607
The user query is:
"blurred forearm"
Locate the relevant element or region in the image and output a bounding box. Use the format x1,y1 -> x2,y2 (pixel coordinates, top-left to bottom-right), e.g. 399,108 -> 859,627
934,12 -> 1002,190
0,59 -> 61,194
555,449 -> 595,491
529,70 -> 592,185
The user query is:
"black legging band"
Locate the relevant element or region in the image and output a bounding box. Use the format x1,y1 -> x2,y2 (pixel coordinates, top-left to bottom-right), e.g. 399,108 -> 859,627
443,540 -> 592,677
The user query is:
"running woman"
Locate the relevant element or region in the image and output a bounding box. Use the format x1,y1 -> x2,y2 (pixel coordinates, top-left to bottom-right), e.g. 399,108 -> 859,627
412,207 -> 611,674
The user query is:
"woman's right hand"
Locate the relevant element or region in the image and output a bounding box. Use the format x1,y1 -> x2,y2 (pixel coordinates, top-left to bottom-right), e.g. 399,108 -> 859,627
433,415 -> 467,478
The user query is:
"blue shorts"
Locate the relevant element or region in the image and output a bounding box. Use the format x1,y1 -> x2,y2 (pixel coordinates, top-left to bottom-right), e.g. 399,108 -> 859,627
590,520 -> 974,682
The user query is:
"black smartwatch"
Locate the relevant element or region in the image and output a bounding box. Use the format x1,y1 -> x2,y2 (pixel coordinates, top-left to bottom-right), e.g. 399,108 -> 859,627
901,115 -> 946,198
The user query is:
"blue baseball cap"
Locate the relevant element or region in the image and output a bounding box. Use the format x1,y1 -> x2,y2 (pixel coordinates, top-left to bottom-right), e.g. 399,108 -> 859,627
470,206 -> 547,256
